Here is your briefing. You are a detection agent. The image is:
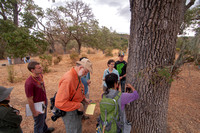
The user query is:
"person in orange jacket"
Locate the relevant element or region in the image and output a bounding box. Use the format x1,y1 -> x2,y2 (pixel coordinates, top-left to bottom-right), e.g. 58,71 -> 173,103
55,58 -> 93,133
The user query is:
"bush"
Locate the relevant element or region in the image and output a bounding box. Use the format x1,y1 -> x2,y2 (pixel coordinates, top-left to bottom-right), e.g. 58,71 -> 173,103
54,55 -> 62,65
105,48 -> 113,57
7,65 -> 15,83
39,54 -> 53,73
81,54 -> 87,58
87,49 -> 95,54
70,52 -> 79,65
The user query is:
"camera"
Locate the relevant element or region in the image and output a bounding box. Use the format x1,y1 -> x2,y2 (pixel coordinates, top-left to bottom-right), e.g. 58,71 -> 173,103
126,87 -> 132,93
77,110 -> 83,115
51,109 -> 66,121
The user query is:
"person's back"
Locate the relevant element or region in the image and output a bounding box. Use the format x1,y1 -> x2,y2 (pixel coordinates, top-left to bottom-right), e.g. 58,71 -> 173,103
0,104 -> 22,133
99,90 -> 122,133
99,73 -> 139,133
0,86 -> 22,133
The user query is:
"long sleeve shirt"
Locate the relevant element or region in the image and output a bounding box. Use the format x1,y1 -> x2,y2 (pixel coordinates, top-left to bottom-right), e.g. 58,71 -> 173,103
55,68 -> 85,112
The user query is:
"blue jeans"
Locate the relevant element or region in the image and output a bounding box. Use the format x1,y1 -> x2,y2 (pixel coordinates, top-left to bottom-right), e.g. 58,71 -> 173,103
33,113 -> 48,133
120,80 -> 126,92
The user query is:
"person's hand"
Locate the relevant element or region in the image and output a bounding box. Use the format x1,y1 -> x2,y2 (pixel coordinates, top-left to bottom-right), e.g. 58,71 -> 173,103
120,77 -> 123,80
126,83 -> 135,92
78,103 -> 84,112
87,80 -> 91,85
84,98 -> 92,104
33,111 -> 41,117
16,111 -> 20,115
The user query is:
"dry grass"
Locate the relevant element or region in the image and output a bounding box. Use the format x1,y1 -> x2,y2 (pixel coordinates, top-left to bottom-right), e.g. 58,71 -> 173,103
0,50 -> 199,133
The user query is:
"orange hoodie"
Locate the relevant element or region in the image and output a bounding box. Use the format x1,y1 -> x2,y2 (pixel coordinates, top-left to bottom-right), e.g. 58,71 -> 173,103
55,68 -> 85,112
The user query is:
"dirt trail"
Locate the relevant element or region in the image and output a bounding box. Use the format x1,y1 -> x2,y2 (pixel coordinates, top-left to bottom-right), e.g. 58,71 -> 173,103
0,51 -> 199,133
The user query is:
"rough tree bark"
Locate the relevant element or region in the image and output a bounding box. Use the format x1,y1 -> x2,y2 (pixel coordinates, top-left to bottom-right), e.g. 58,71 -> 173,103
12,1 -> 19,27
126,0 -> 193,133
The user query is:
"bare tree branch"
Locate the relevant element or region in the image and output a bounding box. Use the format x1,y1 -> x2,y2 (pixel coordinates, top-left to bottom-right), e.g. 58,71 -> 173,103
185,0 -> 195,12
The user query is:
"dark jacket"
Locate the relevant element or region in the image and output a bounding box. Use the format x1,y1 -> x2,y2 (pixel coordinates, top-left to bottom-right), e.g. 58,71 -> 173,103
0,100 -> 22,133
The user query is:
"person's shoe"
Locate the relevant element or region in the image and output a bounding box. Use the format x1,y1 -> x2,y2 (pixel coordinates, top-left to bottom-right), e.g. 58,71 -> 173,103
45,127 -> 55,133
82,115 -> 90,120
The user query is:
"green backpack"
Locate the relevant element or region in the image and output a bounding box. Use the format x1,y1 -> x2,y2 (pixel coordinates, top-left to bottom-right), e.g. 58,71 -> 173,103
99,91 -> 122,133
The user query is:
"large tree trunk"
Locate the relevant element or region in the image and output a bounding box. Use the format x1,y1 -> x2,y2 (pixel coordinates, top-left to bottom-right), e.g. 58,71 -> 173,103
126,0 -> 186,133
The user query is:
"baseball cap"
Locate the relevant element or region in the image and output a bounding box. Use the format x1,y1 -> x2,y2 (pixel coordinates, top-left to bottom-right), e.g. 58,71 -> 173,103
118,51 -> 124,56
76,58 -> 93,73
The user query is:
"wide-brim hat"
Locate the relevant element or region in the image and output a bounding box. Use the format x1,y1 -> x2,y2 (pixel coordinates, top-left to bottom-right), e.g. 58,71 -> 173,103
76,58 -> 93,73
0,86 -> 13,102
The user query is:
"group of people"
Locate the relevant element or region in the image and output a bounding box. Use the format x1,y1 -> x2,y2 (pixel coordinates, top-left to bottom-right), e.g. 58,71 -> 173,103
0,51 -> 139,133
6,56 -> 30,65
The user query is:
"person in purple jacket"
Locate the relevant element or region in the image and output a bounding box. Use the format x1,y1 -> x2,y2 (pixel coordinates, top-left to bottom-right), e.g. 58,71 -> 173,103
102,73 -> 139,133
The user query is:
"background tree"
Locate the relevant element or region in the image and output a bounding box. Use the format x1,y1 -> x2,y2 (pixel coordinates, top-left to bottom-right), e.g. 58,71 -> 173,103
175,3 -> 200,70
59,0 -> 96,54
126,0 -> 196,132
46,7 -> 72,54
0,0 -> 48,60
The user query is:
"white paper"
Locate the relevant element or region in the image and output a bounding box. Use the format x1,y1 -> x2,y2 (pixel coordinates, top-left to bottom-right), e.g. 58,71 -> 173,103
26,101 -> 45,116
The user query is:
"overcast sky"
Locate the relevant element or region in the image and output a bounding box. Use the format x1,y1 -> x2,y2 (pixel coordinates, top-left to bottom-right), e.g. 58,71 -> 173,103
34,0 -> 130,34
34,0 -> 199,35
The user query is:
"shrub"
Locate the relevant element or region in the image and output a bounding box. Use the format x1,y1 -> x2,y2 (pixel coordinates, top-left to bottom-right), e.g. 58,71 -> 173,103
7,65 -> 15,83
70,52 -> 79,65
39,54 -> 53,73
87,49 -> 95,54
87,49 -> 91,54
81,54 -> 87,58
54,55 -> 62,65
105,48 -> 113,57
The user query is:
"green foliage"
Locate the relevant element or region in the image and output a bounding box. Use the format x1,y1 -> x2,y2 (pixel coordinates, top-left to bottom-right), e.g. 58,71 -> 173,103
7,65 -> 15,83
181,4 -> 200,34
0,20 -> 48,58
3,27 -> 38,58
0,20 -> 17,33
39,54 -> 52,73
157,67 -> 173,83
21,12 -> 37,28
0,0 -> 48,58
32,31 -> 48,54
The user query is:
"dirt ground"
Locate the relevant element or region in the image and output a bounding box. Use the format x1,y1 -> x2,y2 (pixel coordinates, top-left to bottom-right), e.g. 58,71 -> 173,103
0,49 -> 199,133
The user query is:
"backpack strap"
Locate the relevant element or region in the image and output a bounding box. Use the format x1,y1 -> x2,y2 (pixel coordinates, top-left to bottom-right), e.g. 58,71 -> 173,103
70,78 -> 80,101
113,92 -> 121,120
113,92 -> 121,101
